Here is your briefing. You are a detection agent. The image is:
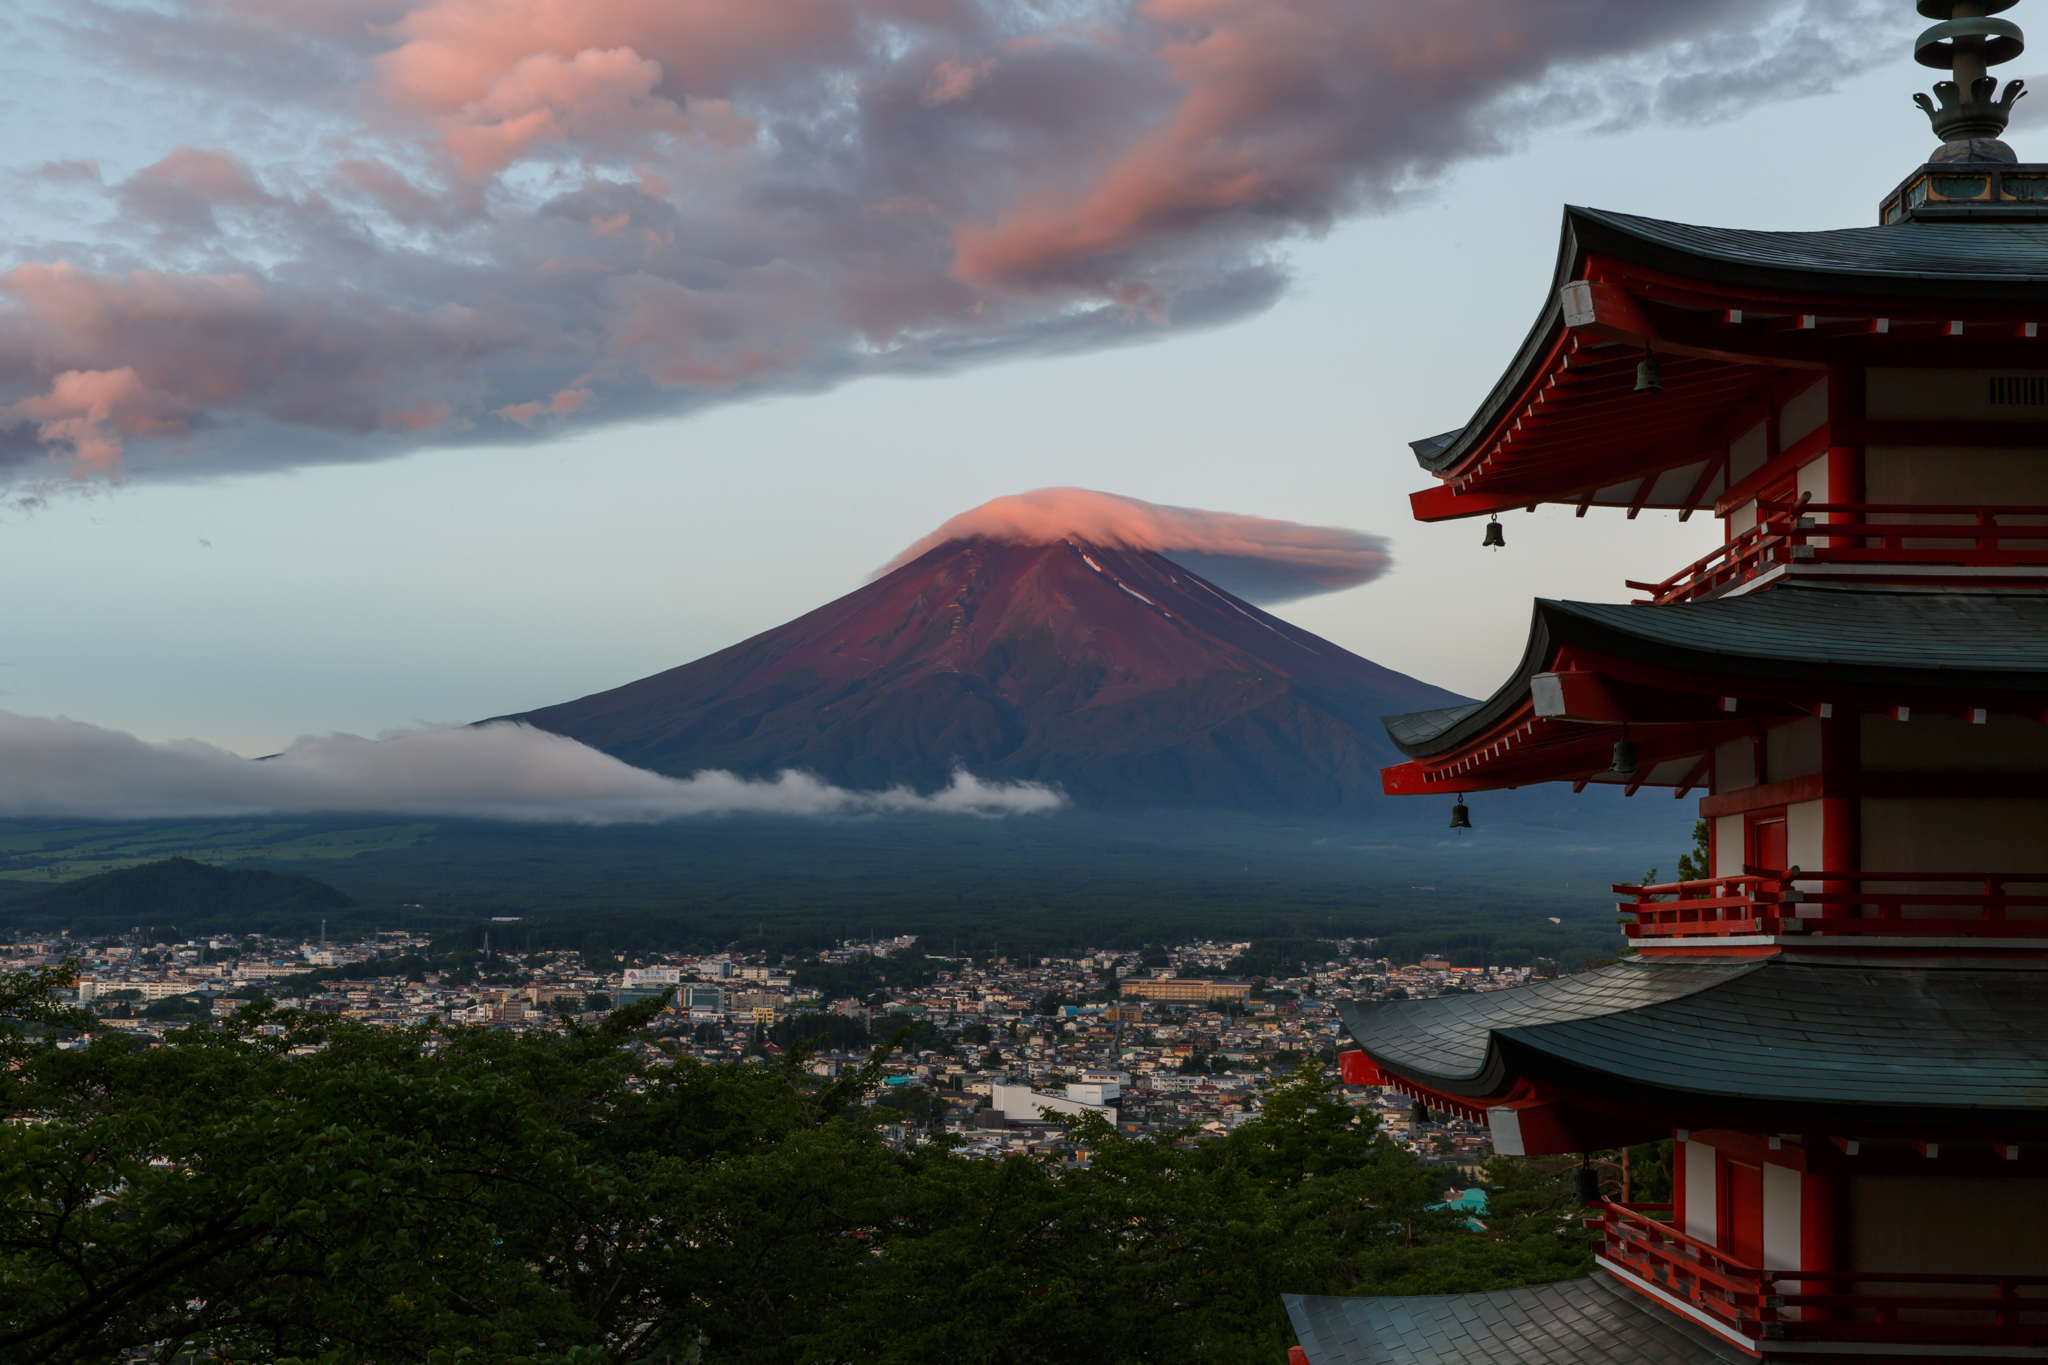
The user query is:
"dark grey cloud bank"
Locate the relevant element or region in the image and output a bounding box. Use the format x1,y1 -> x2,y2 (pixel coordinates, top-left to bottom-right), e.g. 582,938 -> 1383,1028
0,0 -> 1904,483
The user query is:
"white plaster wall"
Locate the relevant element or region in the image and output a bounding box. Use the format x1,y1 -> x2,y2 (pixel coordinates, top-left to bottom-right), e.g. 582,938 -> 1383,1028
1852,1177 -> 2048,1274
1781,378 -> 1827,447
1862,799 -> 2048,873
1867,369 -> 2048,420
1864,445 -> 2048,504
1863,447 -> 2048,546
1767,719 -> 1822,781
1861,713 -> 2048,772
1763,1163 -> 1803,1272
1795,454 -> 1829,506
1786,801 -> 1825,904
1727,421 -> 1770,537
1714,814 -> 1745,878
1729,421 -> 1769,484
1685,1140 -> 1718,1244
1715,738 -> 1756,792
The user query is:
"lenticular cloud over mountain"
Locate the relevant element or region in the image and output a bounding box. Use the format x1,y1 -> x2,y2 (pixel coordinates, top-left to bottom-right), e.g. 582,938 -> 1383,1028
881,488 -> 1390,604
0,0 -> 1899,482
0,712 -> 1063,822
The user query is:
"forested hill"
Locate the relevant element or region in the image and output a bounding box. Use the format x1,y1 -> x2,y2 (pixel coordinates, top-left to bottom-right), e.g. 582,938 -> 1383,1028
13,857 -> 353,932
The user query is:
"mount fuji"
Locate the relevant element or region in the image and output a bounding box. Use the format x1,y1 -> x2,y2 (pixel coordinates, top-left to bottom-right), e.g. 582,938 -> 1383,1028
504,530 -> 1464,814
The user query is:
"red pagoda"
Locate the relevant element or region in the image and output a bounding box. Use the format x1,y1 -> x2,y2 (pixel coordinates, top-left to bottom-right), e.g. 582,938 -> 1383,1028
1289,5 -> 2048,1362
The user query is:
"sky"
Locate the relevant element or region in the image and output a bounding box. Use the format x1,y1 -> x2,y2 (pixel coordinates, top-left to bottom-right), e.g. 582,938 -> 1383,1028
0,0 -> 1991,761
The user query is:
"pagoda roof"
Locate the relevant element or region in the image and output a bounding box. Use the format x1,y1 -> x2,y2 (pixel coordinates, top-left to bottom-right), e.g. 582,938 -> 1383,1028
1381,586 -> 2048,767
1403,207 -> 2048,521
1336,955 -> 2048,1126
1568,209 -> 2048,294
1284,1273 -> 1745,1364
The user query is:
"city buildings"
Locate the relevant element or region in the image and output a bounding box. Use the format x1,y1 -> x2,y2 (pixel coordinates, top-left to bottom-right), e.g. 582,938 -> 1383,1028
11,930 -> 1515,1166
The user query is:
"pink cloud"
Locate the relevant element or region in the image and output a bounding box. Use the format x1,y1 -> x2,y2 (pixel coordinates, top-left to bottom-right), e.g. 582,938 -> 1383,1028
437,46 -> 707,177
117,147 -> 276,244
383,399 -> 452,430
880,487 -> 1390,603
4,368 -> 159,470
335,157 -> 471,228
953,0 -> 1623,289
496,387 -> 592,424
0,0 -> 1894,481
0,260 -> 518,449
374,0 -> 881,111
923,55 -> 995,106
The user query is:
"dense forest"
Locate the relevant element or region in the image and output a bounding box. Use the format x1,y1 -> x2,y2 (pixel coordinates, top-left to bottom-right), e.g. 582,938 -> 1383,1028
0,805 -> 1686,969
0,965 -> 1656,1365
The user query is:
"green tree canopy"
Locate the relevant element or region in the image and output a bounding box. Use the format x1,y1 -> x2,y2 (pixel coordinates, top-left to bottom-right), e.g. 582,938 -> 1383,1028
0,968 -> 1592,1364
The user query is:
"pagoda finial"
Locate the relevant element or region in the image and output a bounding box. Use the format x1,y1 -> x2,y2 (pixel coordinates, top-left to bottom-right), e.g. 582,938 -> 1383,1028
1913,1 -> 2028,162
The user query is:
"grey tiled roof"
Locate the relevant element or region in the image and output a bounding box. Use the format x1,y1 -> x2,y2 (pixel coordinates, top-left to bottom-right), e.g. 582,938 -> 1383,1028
1285,1273 -> 1750,1364
1576,207 -> 2048,285
1548,589 -> 2048,678
1338,958 -> 1751,1091
1406,429 -> 1464,463
1339,956 -> 2048,1118
1381,588 -> 2048,759
1379,704 -> 1482,749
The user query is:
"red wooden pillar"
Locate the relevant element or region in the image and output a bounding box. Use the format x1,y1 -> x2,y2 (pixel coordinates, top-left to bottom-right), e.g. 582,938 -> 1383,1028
1801,1169 -> 1843,1274
1723,1153 -> 1764,1266
1800,1167 -> 1848,1323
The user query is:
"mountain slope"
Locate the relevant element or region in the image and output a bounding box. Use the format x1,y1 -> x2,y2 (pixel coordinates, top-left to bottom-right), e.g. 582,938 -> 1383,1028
504,538 -> 1466,812
18,857 -> 354,929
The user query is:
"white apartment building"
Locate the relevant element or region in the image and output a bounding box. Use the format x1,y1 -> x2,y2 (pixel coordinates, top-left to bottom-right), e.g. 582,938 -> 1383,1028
76,979 -> 202,1002
989,1082 -> 1115,1124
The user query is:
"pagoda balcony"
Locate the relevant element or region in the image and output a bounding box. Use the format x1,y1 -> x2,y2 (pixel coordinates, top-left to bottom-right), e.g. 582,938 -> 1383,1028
1617,867 -> 2048,945
1592,1200 -> 2048,1347
1629,499 -> 2048,605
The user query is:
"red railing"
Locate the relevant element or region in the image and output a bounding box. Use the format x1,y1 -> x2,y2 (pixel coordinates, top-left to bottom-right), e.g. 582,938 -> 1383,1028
1627,498 -> 2048,604
1616,866 -> 2048,941
1593,1200 -> 1775,1334
1594,1200 -> 2048,1344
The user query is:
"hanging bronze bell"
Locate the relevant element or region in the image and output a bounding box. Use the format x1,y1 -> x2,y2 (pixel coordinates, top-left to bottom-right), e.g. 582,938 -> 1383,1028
1611,727 -> 1638,777
1449,799 -> 1472,830
1482,517 -> 1505,548
1634,346 -> 1663,395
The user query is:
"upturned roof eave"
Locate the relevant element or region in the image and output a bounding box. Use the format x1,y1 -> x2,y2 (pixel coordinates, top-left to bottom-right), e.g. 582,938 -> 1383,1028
1409,207 -> 1584,479
1379,601 -> 1558,758
1409,205 -> 2048,485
